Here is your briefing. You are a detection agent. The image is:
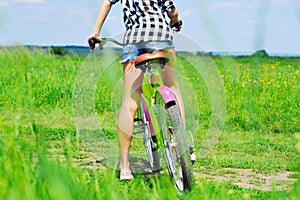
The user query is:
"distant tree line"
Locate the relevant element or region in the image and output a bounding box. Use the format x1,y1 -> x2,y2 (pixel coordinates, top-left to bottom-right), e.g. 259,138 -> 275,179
251,49 -> 269,57
195,49 -> 269,57
50,47 -> 67,56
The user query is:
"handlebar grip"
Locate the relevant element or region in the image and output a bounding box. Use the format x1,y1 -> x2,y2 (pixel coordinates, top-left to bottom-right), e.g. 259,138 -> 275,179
171,20 -> 183,31
88,38 -> 101,50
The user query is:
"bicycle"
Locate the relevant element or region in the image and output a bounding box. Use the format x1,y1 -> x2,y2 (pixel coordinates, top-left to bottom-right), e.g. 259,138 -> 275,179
88,36 -> 193,192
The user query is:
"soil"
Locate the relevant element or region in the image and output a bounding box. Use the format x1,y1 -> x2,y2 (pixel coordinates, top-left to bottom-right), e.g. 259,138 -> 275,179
75,156 -> 298,192
195,167 -> 298,191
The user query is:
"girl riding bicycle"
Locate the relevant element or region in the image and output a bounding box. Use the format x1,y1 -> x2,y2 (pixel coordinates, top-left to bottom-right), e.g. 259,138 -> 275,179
88,0 -> 186,181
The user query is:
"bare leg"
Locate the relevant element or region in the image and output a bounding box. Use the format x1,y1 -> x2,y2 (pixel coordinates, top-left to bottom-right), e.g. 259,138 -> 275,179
161,48 -> 196,162
118,61 -> 143,172
161,48 -> 185,123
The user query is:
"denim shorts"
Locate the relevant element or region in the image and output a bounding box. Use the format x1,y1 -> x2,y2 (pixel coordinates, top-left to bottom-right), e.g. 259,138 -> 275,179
121,41 -> 174,64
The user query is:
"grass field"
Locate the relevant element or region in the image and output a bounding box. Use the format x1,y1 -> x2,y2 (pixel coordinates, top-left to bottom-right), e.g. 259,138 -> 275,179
0,47 -> 300,199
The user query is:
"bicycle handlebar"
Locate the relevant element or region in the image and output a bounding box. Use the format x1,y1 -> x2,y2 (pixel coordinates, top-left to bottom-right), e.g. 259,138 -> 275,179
88,37 -> 123,50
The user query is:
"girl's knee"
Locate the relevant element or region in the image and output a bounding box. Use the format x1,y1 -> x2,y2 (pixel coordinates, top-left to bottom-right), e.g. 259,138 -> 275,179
120,98 -> 139,117
128,98 -> 139,114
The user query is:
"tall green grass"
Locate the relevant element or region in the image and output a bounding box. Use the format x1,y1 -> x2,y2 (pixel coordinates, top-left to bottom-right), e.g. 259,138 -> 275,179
1,47 -> 298,133
220,56 -> 300,133
0,47 -> 300,199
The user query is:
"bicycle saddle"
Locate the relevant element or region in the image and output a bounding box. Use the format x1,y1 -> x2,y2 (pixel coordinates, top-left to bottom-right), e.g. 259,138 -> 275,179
135,51 -> 169,66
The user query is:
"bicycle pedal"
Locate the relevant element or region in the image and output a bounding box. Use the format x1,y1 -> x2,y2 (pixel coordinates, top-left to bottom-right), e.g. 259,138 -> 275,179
169,141 -> 177,147
168,126 -> 174,134
134,123 -> 145,129
151,142 -> 158,150
133,123 -> 145,134
133,129 -> 145,134
134,117 -> 143,122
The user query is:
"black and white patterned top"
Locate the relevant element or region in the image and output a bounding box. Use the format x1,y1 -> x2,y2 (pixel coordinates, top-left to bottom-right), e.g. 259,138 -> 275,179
109,0 -> 176,44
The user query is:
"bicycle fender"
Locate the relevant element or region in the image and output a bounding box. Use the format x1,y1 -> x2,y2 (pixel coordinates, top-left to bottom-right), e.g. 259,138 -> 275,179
157,86 -> 176,103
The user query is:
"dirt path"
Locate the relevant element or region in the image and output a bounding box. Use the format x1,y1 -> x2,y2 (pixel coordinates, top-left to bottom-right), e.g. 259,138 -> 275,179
195,167 -> 297,191
75,156 -> 298,192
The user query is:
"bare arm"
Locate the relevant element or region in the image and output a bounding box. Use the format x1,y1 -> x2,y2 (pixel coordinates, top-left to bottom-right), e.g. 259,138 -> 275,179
167,8 -> 182,31
167,8 -> 179,26
91,0 -> 112,38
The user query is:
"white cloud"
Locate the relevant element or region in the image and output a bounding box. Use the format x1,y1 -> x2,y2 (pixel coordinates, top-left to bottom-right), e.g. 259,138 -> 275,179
0,1 -> 9,7
276,27 -> 286,32
107,16 -> 119,22
238,15 -> 287,25
211,1 -> 241,9
182,10 -> 191,18
246,0 -> 300,9
13,0 -> 45,4
180,9 -> 209,19
271,0 -> 300,7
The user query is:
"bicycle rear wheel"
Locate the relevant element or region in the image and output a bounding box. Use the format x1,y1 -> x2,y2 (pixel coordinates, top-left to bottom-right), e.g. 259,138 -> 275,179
155,95 -> 193,191
140,98 -> 161,172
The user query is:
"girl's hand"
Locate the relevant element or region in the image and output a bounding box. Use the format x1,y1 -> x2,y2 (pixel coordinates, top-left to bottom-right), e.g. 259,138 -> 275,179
88,35 -> 102,50
170,20 -> 183,32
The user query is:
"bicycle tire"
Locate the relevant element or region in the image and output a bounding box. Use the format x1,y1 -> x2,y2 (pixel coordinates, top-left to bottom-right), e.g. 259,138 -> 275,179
140,99 -> 161,172
166,103 -> 193,191
155,94 -> 193,191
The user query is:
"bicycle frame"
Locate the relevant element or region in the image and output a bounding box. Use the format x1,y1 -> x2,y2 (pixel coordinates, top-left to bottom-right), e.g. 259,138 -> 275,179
137,63 -> 178,151
140,85 -> 177,134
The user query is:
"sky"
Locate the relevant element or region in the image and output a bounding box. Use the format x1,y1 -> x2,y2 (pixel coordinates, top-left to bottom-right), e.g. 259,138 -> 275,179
0,0 -> 300,55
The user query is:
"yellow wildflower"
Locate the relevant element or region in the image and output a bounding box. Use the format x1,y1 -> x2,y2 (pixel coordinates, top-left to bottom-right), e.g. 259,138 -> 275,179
296,143 -> 300,153
295,133 -> 300,140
